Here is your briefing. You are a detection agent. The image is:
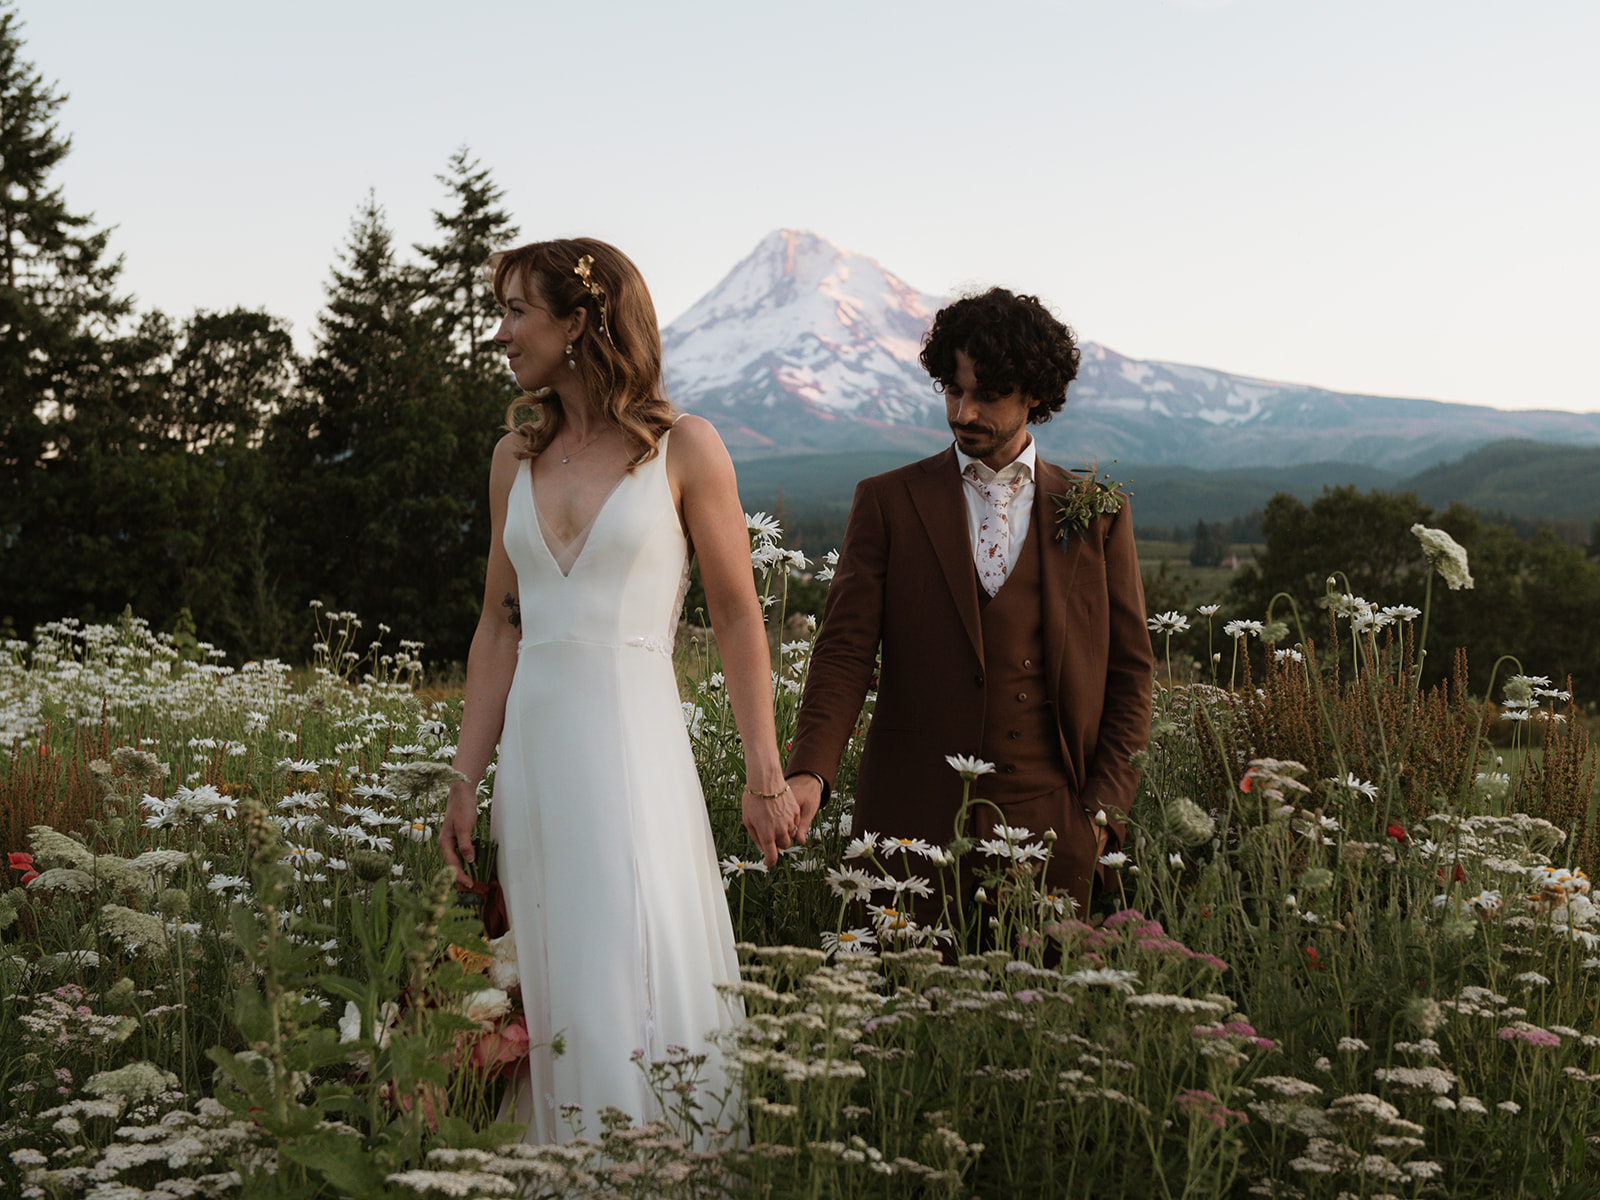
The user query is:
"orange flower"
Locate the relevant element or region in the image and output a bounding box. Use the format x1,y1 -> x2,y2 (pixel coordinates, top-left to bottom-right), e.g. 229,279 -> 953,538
446,944 -> 494,975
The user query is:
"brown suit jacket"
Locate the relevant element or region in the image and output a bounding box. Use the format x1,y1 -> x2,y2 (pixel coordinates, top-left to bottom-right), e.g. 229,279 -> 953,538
788,446 -> 1154,874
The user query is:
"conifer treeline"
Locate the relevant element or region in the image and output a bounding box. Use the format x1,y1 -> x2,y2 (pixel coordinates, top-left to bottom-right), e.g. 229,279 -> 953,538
0,6 -> 519,663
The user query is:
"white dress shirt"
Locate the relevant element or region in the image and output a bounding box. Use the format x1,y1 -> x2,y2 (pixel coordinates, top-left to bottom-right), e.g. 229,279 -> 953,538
954,437 -> 1036,582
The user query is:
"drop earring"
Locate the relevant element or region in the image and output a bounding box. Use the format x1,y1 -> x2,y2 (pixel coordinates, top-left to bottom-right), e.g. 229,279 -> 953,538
565,342 -> 576,369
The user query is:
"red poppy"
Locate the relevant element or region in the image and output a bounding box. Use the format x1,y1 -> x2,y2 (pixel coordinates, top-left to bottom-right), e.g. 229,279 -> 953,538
8,852 -> 37,885
1304,946 -> 1327,972
1438,863 -> 1466,884
1239,772 -> 1254,794
1386,823 -> 1408,842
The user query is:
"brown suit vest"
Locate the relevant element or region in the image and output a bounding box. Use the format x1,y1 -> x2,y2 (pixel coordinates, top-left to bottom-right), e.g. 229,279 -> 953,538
975,519 -> 1072,805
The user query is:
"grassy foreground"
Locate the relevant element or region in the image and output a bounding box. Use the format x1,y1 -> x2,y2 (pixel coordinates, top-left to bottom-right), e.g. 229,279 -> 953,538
2,522 -> 1598,1199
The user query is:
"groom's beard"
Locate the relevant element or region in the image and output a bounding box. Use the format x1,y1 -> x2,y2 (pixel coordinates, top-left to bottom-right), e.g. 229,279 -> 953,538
950,417 -> 1025,462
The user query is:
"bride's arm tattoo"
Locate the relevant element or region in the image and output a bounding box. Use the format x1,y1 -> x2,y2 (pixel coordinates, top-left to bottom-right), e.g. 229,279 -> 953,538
501,593 -> 521,628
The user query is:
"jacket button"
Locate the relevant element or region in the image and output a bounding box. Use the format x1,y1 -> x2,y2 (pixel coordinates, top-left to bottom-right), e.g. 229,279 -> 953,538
1008,730 -> 1021,740
975,673 -> 985,686
1023,658 -> 1033,669
1016,691 -> 1027,701
1003,764 -> 1017,773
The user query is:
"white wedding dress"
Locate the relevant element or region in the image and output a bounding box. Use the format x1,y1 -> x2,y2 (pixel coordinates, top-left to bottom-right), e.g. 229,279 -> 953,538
490,431 -> 744,1144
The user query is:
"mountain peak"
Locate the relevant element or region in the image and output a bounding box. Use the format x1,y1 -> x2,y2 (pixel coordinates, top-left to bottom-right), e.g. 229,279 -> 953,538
662,231 -> 947,436
662,232 -> 1600,467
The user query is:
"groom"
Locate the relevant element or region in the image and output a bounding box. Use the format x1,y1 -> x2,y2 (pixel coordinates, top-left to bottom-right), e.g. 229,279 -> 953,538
784,287 -> 1153,918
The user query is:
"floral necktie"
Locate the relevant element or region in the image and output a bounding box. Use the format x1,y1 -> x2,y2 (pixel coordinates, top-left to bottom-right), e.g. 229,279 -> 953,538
966,465 -> 1023,597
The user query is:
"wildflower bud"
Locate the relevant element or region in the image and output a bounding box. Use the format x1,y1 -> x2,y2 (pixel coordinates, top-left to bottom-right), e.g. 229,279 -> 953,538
105,977 -> 137,1009
975,887 -> 989,903
1402,996 -> 1443,1038
1301,868 -> 1334,892
550,1033 -> 568,1057
350,850 -> 393,882
241,798 -> 278,868
1093,809 -> 1109,827
1326,576 -> 1337,589
948,836 -> 974,858
1284,894 -> 1297,909
1043,829 -> 1058,844
156,888 -> 190,919
111,747 -> 168,785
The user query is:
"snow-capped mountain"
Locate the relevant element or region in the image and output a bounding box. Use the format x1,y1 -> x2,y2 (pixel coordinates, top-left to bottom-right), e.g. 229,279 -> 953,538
662,230 -> 950,455
664,230 -> 1600,471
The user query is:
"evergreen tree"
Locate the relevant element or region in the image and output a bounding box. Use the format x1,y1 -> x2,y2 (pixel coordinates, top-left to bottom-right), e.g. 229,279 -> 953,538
415,147 -> 519,365
0,2 -> 130,470
272,193 -> 482,661
411,150 -> 521,659
0,2 -> 166,632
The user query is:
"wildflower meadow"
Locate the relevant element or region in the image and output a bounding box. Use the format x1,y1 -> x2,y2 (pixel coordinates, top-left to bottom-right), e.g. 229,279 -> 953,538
2,519 -> 1597,1199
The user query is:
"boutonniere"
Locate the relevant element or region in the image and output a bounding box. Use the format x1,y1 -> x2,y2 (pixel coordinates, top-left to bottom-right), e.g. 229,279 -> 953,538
1049,464 -> 1128,545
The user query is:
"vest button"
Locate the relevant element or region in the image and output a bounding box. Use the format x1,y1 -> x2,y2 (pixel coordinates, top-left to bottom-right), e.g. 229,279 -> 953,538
1008,730 -> 1021,740
1023,658 -> 1033,669
1016,691 -> 1027,701
975,673 -> 985,687
1003,764 -> 1017,773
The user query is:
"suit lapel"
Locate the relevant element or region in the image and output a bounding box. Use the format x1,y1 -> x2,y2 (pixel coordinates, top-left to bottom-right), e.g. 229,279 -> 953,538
1035,459 -> 1086,689
906,448 -> 983,663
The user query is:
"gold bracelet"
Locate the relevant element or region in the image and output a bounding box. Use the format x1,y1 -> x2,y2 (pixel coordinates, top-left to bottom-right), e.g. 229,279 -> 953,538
743,781 -> 792,800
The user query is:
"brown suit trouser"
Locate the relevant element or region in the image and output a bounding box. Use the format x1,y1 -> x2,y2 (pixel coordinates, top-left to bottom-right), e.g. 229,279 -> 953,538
872,785 -> 1099,954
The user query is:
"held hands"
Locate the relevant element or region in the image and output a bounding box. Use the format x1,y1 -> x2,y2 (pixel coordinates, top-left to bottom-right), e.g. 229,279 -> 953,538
789,773 -> 823,847
741,777 -> 802,868
438,780 -> 480,887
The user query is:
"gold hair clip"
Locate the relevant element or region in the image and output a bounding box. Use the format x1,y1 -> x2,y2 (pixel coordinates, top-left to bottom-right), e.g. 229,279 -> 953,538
573,254 -> 616,347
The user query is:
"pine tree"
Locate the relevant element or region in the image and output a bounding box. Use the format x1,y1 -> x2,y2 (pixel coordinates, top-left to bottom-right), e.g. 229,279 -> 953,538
0,2 -> 164,632
415,147 -> 519,365
272,193 -> 483,659
408,150 -> 521,660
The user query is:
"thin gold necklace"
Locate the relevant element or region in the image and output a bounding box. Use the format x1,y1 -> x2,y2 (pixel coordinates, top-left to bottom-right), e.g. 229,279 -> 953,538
560,424 -> 605,465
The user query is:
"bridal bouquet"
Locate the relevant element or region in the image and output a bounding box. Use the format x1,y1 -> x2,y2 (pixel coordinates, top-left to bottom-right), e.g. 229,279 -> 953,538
446,934 -> 530,1080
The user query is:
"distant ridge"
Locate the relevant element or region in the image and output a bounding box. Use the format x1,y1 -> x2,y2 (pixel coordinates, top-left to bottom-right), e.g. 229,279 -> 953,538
734,441 -> 1600,546
1405,440 -> 1600,522
664,230 -> 1600,472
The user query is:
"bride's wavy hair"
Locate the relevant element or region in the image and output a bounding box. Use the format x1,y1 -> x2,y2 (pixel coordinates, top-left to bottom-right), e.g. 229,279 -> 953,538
491,237 -> 676,465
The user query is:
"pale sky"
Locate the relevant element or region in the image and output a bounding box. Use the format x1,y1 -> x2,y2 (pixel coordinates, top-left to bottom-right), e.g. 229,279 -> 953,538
23,0 -> 1600,412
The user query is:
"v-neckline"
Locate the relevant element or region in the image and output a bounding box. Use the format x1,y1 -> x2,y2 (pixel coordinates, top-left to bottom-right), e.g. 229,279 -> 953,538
526,459 -> 634,580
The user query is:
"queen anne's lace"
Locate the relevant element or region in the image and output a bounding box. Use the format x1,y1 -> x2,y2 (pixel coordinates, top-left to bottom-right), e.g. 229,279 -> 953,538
1411,523 -> 1474,590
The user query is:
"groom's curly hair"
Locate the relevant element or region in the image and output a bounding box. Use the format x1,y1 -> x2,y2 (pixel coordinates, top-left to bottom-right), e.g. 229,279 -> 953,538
919,287 -> 1081,424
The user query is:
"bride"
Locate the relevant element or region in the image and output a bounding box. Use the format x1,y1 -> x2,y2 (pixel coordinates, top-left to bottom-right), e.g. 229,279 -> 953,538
437,237 -> 798,1143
